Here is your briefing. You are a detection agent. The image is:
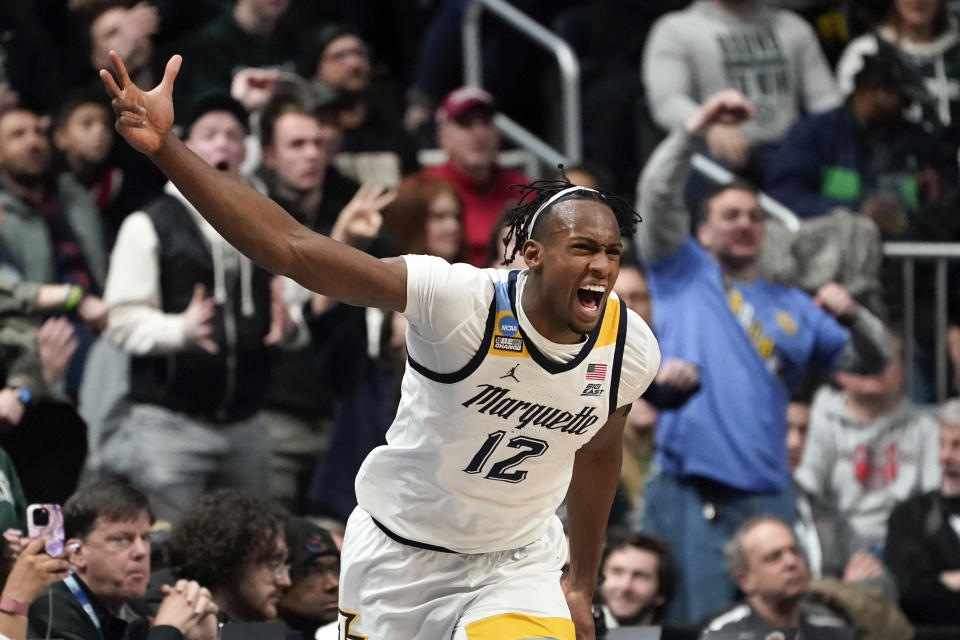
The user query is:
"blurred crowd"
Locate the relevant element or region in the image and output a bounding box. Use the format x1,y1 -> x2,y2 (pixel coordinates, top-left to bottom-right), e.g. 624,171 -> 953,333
0,0 -> 959,639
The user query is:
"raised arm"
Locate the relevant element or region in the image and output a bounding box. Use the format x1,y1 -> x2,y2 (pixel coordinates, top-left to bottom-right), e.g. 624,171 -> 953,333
100,52 -> 407,312
635,90 -> 754,263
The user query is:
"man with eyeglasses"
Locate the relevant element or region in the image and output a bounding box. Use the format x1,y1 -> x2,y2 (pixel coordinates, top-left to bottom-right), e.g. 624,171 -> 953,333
165,489 -> 291,624
299,24 -> 420,187
28,480 -> 219,640
277,518 -> 339,639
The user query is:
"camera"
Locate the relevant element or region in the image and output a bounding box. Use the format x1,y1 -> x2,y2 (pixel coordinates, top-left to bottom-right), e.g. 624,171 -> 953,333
30,506 -> 49,527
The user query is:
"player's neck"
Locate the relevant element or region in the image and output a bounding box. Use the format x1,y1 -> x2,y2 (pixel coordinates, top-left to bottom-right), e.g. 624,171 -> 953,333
520,277 -> 583,344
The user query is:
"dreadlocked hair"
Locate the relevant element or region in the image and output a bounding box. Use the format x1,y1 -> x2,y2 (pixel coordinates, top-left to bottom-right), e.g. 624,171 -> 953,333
499,166 -> 641,266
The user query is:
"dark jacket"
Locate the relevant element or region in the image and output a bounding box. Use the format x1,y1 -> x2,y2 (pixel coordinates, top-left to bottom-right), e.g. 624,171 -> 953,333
765,105 -> 940,218
129,194 -> 273,423
884,489 -> 960,625
27,577 -> 182,640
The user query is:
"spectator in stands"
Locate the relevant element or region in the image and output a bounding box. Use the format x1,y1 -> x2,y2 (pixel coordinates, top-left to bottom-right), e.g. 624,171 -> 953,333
643,0 -> 840,175
277,518 -> 339,639
424,86 -> 530,267
837,0 -> 960,158
259,96 -> 357,235
80,3 -> 166,226
103,94 -> 303,522
598,532 -> 676,629
258,95 -> 393,511
167,489 -> 291,623
795,333 -> 940,552
300,24 -> 419,186
700,516 -> 850,638
85,2 -> 159,93
614,262 -> 699,528
634,90 -> 889,623
884,397 -> 960,625
765,46 -> 946,232
178,0 -> 299,120
0,266 -> 108,503
381,172 -> 462,262
0,107 -> 106,293
52,91 -> 129,239
29,481 -> 219,640
788,384 -> 896,591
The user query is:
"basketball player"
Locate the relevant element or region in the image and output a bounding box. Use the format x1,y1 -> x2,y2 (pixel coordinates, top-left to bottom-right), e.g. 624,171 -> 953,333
101,51 -> 660,640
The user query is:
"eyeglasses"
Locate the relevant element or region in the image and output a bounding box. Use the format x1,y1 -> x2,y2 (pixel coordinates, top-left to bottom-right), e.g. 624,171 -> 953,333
265,556 -> 291,579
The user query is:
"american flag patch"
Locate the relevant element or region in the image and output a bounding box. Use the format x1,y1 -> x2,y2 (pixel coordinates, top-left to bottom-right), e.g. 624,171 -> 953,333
585,363 -> 607,380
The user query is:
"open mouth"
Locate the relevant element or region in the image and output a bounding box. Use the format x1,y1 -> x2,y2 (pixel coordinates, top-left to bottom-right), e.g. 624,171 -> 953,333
215,160 -> 230,171
577,285 -> 604,311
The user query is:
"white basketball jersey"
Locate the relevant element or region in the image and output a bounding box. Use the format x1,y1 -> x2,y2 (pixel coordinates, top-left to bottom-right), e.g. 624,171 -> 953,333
355,269 -> 633,553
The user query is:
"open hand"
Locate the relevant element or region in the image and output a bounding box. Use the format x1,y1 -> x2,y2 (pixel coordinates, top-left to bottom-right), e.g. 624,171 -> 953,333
100,50 -> 181,155
842,550 -> 884,583
37,317 -> 78,384
330,184 -> 396,246
183,284 -> 218,354
263,277 -> 296,346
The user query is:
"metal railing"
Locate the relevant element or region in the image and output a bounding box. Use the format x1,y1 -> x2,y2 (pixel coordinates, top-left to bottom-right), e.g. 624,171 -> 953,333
884,243 -> 960,403
462,0 -> 581,169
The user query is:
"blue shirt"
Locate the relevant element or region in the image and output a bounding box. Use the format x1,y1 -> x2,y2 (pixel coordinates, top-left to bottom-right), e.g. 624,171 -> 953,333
649,239 -> 849,491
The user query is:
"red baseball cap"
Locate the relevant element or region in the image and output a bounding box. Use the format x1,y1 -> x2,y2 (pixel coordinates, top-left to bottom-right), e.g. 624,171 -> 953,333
436,86 -> 497,124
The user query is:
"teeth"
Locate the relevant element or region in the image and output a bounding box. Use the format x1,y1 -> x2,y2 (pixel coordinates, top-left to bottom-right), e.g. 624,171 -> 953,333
582,285 -> 605,292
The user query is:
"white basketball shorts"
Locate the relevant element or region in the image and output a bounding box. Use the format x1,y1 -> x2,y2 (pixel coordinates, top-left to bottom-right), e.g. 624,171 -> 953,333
337,507 -> 575,639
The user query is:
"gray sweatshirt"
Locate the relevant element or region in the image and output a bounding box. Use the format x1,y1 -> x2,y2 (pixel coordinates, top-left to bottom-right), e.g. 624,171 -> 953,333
795,385 -> 941,548
643,0 -> 840,144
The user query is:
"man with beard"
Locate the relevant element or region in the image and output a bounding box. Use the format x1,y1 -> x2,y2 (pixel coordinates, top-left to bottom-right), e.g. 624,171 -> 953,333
598,532 -> 676,628
0,107 -> 106,292
700,517 -> 852,639
299,24 -> 419,187
166,490 -> 291,625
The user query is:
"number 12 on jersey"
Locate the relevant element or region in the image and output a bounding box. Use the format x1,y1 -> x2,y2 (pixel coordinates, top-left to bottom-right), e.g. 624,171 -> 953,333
463,430 -> 548,483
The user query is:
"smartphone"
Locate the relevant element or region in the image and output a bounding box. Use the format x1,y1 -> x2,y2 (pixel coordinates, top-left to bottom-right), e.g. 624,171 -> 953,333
26,504 -> 65,556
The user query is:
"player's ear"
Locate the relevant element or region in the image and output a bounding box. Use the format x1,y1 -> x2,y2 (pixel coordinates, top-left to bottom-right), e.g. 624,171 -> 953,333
522,240 -> 543,270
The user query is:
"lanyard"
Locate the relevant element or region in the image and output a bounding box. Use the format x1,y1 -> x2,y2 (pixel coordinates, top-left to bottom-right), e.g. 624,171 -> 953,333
64,575 -> 102,634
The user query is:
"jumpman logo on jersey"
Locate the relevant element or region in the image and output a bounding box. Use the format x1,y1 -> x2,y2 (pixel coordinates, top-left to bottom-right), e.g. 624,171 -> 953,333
500,364 -> 520,383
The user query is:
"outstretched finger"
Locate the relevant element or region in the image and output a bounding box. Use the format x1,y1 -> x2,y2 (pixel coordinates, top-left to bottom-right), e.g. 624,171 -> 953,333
372,188 -> 398,211
160,55 -> 182,94
109,50 -> 133,88
100,69 -> 122,99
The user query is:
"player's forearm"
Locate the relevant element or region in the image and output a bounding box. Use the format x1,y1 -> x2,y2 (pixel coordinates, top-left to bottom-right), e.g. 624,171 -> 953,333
564,410 -> 627,594
150,132 -> 305,278
149,133 -> 406,311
